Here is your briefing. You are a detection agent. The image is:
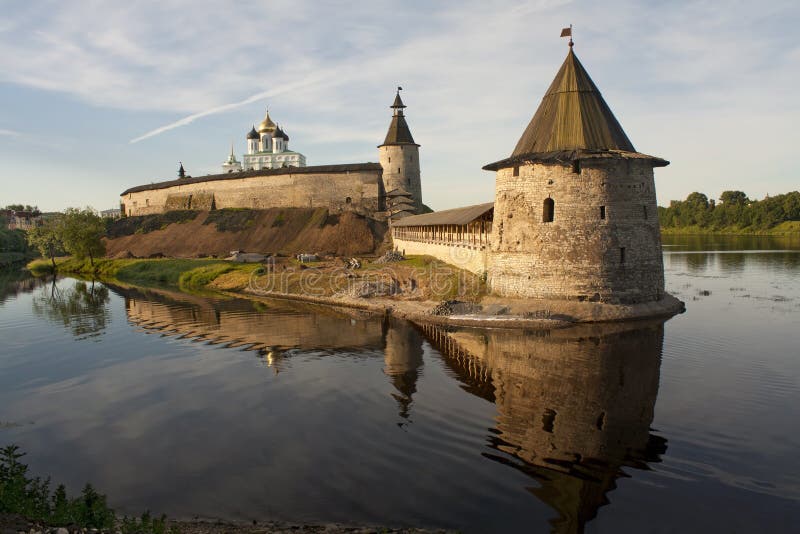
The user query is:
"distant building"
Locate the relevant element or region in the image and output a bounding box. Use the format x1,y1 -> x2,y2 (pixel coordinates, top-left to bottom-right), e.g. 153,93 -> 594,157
101,208 -> 122,219
240,110 -> 306,171
5,210 -> 42,231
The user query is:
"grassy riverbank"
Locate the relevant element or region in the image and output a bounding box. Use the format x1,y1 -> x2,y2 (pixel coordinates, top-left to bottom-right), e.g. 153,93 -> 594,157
26,257 -> 260,291
659,221 -> 800,236
27,254 -> 486,303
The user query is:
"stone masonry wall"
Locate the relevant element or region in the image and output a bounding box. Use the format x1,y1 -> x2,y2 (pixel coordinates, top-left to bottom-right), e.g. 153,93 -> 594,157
488,159 -> 664,303
379,145 -> 422,210
122,170 -> 383,217
392,237 -> 488,275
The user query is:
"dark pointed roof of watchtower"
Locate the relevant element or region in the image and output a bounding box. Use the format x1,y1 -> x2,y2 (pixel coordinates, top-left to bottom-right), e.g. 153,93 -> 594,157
484,47 -> 667,170
380,90 -> 419,147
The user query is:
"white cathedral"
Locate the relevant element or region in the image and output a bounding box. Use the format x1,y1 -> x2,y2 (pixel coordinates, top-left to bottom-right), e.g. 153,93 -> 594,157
222,109 -> 307,173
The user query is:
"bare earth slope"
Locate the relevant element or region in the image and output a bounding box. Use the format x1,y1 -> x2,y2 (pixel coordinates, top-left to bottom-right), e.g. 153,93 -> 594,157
104,208 -> 386,258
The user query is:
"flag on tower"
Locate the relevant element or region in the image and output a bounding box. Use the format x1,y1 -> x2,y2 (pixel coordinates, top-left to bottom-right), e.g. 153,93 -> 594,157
560,26 -> 572,37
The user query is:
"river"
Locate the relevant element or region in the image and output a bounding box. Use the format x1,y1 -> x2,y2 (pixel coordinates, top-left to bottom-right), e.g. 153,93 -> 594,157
1,235 -> 799,533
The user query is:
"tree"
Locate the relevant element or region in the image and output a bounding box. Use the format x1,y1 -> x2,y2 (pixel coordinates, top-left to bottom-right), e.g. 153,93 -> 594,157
27,218 -> 63,270
719,191 -> 749,206
4,204 -> 38,213
59,208 -> 106,266
684,192 -> 710,209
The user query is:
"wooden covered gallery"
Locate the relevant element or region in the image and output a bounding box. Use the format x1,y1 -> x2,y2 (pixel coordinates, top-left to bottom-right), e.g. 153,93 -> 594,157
391,202 -> 494,249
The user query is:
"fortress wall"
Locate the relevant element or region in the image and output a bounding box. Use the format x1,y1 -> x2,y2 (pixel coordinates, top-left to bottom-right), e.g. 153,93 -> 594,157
392,238 -> 488,275
122,169 -> 383,216
488,159 -> 664,303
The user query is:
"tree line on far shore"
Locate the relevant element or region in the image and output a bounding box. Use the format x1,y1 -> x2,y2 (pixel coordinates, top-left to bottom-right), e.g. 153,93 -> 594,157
658,190 -> 800,231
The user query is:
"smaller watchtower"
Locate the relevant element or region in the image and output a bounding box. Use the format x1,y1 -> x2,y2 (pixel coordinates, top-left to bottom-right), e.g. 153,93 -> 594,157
379,88 -> 422,212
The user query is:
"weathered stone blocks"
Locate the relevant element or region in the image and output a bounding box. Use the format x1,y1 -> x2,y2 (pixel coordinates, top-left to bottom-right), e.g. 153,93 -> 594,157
488,159 -> 664,304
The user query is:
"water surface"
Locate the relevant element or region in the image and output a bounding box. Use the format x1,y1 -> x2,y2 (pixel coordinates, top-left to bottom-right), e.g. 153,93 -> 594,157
1,236 -> 799,533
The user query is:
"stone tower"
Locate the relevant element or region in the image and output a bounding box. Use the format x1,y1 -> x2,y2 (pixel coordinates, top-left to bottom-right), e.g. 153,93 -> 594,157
379,89 -> 422,212
483,45 -> 669,304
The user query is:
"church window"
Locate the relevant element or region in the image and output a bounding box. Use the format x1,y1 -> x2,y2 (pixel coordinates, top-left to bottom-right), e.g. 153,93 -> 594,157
388,156 -> 391,163
643,205 -> 648,219
542,197 -> 554,223
512,166 -> 519,177
572,160 -> 581,174
620,247 -> 626,264
600,206 -> 606,219
398,167 -> 401,174
145,199 -> 149,206
345,197 -> 352,204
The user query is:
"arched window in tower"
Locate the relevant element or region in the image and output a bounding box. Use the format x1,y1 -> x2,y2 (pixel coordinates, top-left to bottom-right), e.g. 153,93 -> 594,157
542,197 -> 555,223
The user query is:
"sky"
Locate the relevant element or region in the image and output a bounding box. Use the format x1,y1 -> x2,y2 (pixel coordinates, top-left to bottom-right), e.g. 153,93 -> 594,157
0,0 -> 798,213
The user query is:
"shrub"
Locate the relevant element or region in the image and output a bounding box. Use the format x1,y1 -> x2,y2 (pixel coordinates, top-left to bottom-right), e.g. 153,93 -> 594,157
178,263 -> 235,289
0,445 -> 179,532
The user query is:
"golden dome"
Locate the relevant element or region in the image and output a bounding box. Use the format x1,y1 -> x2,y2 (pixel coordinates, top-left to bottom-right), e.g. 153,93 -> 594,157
258,110 -> 276,133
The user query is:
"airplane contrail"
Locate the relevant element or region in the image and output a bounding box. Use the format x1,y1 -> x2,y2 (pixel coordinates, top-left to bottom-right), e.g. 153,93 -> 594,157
129,74 -> 332,144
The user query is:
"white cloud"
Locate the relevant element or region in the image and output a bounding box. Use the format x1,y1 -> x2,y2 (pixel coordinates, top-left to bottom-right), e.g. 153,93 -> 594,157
0,129 -> 21,137
0,0 -> 799,209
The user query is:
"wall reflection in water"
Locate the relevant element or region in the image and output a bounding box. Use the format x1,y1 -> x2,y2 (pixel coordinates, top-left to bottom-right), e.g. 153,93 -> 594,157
114,283 -> 666,532
416,322 -> 667,534
118,284 -> 386,371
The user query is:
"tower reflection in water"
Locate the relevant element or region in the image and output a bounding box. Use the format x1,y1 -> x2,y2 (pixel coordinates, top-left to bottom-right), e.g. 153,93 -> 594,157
118,284 -> 666,532
382,319 -> 425,425
414,321 -> 668,534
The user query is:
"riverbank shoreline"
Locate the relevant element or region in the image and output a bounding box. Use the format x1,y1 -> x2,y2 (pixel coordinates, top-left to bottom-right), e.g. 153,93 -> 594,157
659,222 -> 800,237
0,513 -> 455,534
26,256 -> 685,328
238,286 -> 685,328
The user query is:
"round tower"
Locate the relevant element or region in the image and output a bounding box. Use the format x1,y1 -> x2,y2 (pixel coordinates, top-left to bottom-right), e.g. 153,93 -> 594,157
378,89 -> 422,212
484,47 -> 668,304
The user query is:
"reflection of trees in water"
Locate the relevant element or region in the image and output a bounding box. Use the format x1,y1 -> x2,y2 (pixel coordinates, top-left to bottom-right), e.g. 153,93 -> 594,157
0,270 -> 42,304
416,322 -> 668,534
666,249 -> 800,276
662,234 -> 800,252
683,252 -> 713,273
32,279 -> 111,340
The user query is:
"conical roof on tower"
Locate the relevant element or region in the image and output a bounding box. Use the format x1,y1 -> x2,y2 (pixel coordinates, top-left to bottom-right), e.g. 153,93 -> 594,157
484,48 -> 667,170
379,89 -> 418,147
